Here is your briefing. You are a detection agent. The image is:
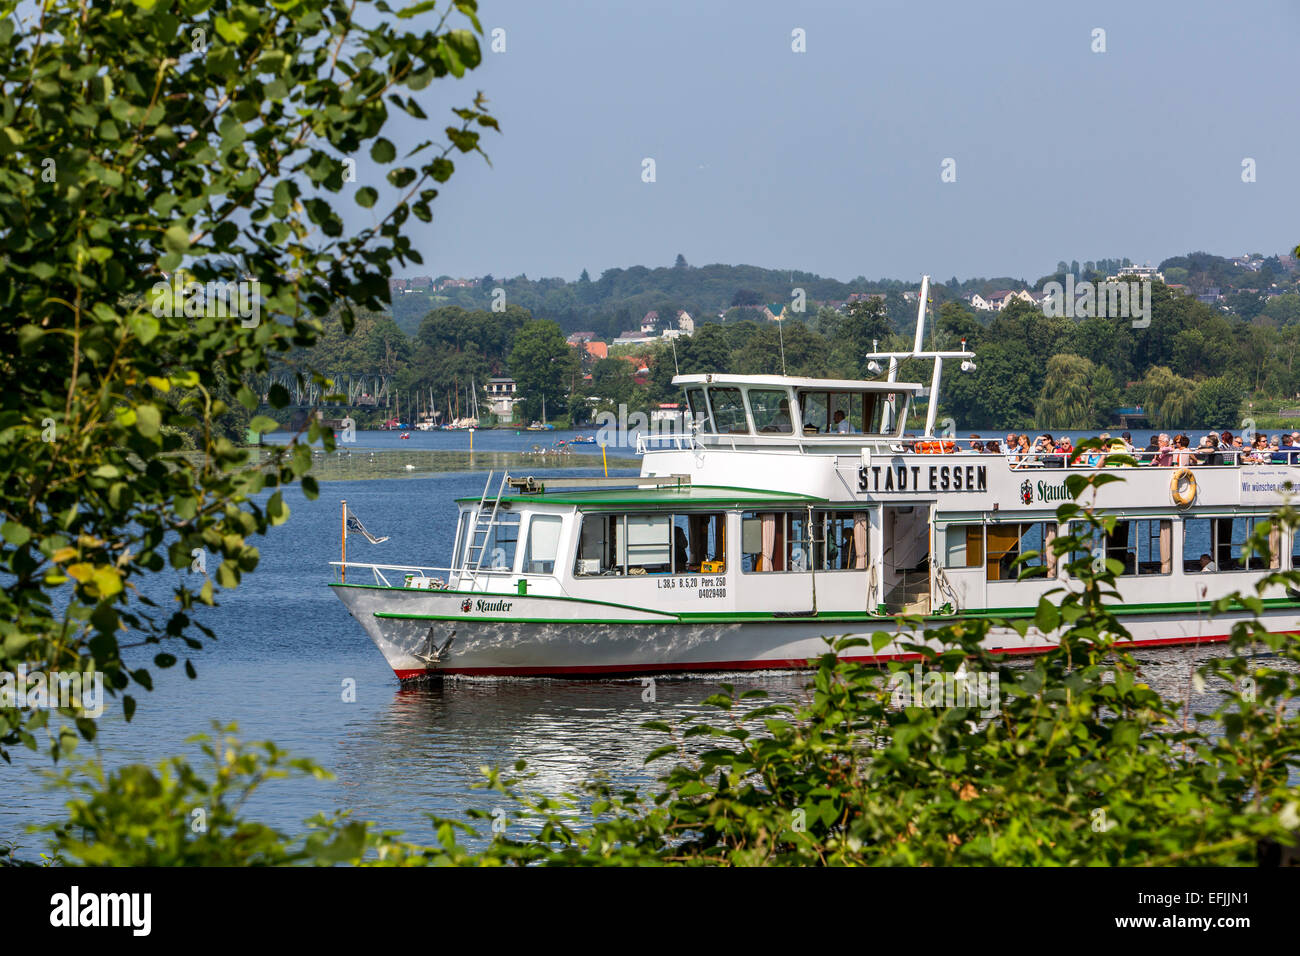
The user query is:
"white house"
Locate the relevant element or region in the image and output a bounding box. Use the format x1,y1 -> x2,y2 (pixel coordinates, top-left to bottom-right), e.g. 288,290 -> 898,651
485,378 -> 518,421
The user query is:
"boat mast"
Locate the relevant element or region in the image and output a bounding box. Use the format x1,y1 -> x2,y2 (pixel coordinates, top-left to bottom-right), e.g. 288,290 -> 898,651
864,274 -> 975,438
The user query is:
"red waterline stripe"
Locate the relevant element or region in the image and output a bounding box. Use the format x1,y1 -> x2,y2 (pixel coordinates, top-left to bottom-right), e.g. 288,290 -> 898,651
392,631 -> 1251,679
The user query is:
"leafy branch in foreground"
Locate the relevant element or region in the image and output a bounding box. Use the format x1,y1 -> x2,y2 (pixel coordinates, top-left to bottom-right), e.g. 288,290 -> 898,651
18,472 -> 1300,866
0,0 -> 496,762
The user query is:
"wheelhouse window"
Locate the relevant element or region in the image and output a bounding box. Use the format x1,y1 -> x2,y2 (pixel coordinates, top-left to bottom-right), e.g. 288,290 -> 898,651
575,512 -> 726,576
521,514 -> 563,574
748,389 -> 794,434
1183,516 -> 1278,572
867,392 -> 903,435
707,387 -> 748,434
795,392 -> 868,435
985,522 -> 1057,581
1070,519 -> 1172,576
684,386 -> 710,432
477,510 -> 521,571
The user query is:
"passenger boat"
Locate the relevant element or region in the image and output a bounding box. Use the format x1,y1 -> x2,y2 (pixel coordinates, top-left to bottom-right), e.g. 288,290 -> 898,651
330,277 -> 1300,679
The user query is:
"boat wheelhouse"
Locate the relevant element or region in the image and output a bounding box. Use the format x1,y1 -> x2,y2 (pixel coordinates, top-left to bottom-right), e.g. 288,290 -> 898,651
330,276 -> 1300,678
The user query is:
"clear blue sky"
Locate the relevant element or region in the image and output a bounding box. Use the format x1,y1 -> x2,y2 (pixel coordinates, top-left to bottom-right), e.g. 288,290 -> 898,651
378,0 -> 1299,283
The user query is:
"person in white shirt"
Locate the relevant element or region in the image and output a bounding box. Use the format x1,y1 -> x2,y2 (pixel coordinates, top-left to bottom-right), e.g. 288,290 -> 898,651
1199,554 -> 1218,573
833,410 -> 854,434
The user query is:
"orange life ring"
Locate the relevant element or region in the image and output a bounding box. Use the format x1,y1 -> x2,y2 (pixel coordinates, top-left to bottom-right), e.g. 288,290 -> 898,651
915,440 -> 956,454
1170,468 -> 1197,508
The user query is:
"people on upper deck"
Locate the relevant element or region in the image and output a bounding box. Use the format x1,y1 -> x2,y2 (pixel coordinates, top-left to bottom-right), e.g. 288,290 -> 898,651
1155,433 -> 1174,466
904,423 -> 1300,470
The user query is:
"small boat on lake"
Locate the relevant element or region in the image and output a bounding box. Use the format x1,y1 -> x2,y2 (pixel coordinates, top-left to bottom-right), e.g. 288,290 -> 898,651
331,277 -> 1300,679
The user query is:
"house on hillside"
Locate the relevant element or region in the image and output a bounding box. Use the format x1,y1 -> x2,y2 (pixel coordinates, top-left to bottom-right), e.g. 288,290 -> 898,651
485,378 -> 518,422
1108,265 -> 1165,283
641,309 -> 695,336
982,289 -> 1036,311
615,329 -> 658,346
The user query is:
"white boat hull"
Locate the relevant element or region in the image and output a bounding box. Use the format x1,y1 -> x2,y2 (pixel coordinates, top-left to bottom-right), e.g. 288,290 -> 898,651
332,584 -> 1298,678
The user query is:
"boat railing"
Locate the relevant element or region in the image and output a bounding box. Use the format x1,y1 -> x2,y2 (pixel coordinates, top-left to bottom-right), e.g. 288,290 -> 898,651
636,431 -> 703,453
331,560 -> 507,589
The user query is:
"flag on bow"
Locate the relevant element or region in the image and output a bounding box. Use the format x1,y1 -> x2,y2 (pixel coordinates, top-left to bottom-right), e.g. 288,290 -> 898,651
346,511 -> 389,544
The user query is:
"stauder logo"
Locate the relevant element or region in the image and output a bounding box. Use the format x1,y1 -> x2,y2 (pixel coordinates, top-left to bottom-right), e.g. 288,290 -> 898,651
1035,479 -> 1071,503
461,598 -> 473,613
1019,480 -> 1032,505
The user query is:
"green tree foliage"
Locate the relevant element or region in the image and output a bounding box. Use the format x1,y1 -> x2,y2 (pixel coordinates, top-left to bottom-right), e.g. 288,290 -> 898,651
940,339 -> 1037,430
1194,375 -> 1246,428
822,298 -> 890,377
0,0 -> 494,762
1034,354 -> 1117,429
1140,366 -> 1199,428
509,320 -> 575,421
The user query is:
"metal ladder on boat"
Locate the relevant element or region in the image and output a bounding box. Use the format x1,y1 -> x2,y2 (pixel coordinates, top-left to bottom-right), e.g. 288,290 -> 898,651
463,470 -> 509,589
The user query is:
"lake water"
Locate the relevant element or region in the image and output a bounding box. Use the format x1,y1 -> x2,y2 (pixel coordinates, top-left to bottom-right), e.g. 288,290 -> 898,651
0,432 -> 1278,856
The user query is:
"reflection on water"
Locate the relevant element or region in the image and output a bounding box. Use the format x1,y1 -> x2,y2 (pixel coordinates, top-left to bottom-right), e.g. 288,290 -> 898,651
332,673 -> 813,839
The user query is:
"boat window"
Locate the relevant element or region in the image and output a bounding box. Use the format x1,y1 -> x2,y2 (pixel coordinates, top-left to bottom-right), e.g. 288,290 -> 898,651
708,387 -> 748,434
685,387 -> 711,432
626,514 -> 672,574
522,514 -> 563,574
796,391 -> 868,434
1183,516 -> 1277,572
800,392 -> 828,434
671,513 -> 726,572
749,389 -> 794,434
832,393 -> 864,433
985,522 -> 1057,581
575,514 -> 621,576
477,511 -> 521,571
1070,519 -> 1172,576
741,511 -> 812,572
575,512 -> 725,576
817,511 -> 869,570
864,391 -> 903,434
943,525 -> 984,569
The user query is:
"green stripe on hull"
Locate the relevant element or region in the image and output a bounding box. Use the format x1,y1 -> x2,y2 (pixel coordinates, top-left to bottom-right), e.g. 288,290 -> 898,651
369,596 -> 1300,626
